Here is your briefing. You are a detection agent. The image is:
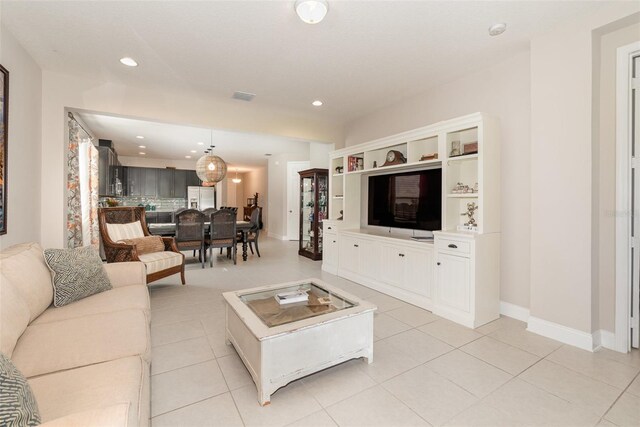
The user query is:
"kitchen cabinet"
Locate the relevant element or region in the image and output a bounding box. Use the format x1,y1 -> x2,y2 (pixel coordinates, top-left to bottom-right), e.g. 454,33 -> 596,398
98,146 -> 121,196
187,170 -> 201,187
143,168 -> 157,197
157,169 -> 173,198
157,212 -> 172,223
124,167 -> 143,197
173,170 -> 187,198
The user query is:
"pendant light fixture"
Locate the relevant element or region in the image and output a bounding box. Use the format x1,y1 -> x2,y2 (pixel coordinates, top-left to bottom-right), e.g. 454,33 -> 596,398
232,169 -> 242,184
196,131 -> 227,186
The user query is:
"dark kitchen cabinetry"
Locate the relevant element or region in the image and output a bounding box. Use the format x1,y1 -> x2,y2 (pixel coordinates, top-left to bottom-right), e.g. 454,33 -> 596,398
187,170 -> 201,187
124,167 -> 143,196
173,170 -> 188,198
143,168 -> 157,197
98,146 -> 122,197
157,169 -> 173,198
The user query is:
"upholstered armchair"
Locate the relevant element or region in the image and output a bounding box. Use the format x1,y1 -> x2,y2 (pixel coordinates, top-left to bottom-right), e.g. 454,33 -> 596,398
98,207 -> 185,284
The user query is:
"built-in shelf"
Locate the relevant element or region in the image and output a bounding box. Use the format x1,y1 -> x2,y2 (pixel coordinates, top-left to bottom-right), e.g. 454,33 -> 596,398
343,158 -> 442,175
447,193 -> 479,198
332,173 -> 344,177
333,196 -> 344,199
447,153 -> 479,163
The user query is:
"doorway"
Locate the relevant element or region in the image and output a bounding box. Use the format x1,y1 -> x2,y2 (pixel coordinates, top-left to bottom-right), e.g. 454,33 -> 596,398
286,161 -> 310,240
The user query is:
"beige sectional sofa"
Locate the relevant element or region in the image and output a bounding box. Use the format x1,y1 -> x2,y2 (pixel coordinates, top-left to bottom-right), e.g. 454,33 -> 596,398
0,242 -> 151,426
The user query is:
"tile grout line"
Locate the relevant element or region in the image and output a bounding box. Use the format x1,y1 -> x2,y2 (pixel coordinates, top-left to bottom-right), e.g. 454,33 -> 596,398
599,367 -> 640,423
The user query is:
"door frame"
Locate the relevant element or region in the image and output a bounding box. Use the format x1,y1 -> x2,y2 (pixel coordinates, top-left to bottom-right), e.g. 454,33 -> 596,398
615,41 -> 640,353
286,161 -> 310,240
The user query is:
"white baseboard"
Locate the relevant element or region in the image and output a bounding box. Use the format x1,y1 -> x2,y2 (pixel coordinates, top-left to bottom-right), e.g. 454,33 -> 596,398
593,329 -> 616,351
527,316 -> 595,351
499,301 -> 530,322
266,232 -> 288,241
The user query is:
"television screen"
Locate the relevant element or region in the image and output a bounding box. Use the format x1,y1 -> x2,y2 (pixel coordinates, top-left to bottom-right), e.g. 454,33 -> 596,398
368,169 -> 442,231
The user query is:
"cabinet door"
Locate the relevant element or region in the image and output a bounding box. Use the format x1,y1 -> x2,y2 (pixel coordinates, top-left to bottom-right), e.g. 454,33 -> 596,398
145,212 -> 157,224
324,232 -> 338,268
381,245 -> 405,287
98,148 -> 109,196
157,169 -> 174,198
436,253 -> 471,313
339,235 -> 360,274
359,239 -> 381,280
144,168 -> 157,197
126,167 -> 142,197
186,170 -> 201,187
173,170 -> 187,198
403,248 -> 433,298
157,212 -> 172,223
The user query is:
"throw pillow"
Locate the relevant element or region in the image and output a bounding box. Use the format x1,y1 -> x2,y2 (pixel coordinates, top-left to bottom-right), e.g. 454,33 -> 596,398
106,221 -> 145,242
119,236 -> 165,255
0,353 -> 41,426
43,246 -> 113,307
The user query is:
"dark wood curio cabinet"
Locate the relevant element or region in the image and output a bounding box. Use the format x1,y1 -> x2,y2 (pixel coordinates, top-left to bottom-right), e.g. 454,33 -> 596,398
298,168 -> 328,260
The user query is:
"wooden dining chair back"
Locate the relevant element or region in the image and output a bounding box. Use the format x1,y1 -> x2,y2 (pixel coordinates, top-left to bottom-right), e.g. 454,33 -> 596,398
201,207 -> 218,217
172,207 -> 188,223
175,209 -> 207,268
207,209 -> 237,266
98,206 -> 185,284
246,207 -> 262,257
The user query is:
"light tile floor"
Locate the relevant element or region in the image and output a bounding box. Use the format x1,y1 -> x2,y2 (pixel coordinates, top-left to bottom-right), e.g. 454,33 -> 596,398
149,238 -> 640,426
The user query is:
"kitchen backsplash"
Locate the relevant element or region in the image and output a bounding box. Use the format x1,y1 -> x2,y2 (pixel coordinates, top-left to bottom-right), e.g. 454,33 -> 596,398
99,197 -> 187,212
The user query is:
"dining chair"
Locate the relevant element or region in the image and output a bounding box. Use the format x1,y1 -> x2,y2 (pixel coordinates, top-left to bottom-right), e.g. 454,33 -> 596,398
245,207 -> 262,257
207,209 -> 237,266
201,207 -> 218,217
175,209 -> 207,268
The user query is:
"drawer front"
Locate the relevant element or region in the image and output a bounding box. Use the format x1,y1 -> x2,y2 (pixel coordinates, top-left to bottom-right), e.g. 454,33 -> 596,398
436,238 -> 471,255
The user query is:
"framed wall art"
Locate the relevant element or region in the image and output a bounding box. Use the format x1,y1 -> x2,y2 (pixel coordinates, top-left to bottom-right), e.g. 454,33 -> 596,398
0,65 -> 8,235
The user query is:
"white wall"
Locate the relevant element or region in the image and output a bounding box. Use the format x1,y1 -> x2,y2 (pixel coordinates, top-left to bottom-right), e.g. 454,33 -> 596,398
309,142 -> 334,169
39,70 -> 342,248
343,51 -> 531,310
0,26 -> 42,249
529,4 -> 640,335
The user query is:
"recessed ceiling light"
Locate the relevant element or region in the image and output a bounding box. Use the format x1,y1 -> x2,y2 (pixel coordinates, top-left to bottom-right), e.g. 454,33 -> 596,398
488,23 -> 507,36
265,153 -> 272,157
120,57 -> 138,67
138,145 -> 146,149
295,0 -> 329,24
136,135 -> 144,139
197,142 -> 204,145
139,152 -> 146,155
185,155 -> 192,159
190,150 -> 197,153
312,100 -> 323,107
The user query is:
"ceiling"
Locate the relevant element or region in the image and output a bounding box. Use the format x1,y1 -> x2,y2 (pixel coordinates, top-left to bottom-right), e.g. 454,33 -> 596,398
2,1 -> 615,123
77,112 -> 310,170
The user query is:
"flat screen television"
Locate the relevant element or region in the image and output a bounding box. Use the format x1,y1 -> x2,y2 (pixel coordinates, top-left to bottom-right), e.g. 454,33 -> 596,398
368,169 -> 442,231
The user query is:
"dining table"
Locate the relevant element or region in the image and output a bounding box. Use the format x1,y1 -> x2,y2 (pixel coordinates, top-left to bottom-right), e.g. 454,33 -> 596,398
147,220 -> 254,262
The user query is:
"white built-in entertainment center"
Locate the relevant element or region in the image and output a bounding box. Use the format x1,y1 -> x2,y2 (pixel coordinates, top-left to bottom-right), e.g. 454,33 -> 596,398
323,112 -> 500,328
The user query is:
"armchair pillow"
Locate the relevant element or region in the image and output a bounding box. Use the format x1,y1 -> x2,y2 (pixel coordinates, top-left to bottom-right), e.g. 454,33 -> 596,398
0,353 -> 41,426
43,246 -> 112,307
118,236 -> 164,255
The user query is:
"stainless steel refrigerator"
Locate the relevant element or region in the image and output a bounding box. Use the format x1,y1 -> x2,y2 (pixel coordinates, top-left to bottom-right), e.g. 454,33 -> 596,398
187,186 -> 216,210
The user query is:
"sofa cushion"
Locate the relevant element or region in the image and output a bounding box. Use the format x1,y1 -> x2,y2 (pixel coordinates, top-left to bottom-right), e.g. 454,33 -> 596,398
39,404 -> 130,427
44,246 -> 113,307
11,309 -> 150,378
29,357 -> 148,427
0,274 -> 30,357
103,262 -> 147,288
0,243 -> 53,322
119,236 -> 164,255
138,251 -> 183,275
0,353 -> 41,426
106,221 -> 144,242
31,285 -> 150,325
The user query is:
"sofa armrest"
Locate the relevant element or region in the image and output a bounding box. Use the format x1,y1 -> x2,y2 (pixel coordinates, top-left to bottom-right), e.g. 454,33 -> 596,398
103,262 -> 147,287
39,404 -> 130,427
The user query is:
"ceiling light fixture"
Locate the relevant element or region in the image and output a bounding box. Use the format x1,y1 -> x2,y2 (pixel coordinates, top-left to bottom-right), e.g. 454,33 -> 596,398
295,0 -> 328,24
488,23 -> 507,36
232,169 -> 242,184
136,135 -> 144,139
190,150 -> 197,153
138,145 -> 146,149
120,57 -> 138,67
197,142 -> 204,145
139,152 -> 146,155
195,134 -> 227,186
185,155 -> 191,159
312,100 -> 323,107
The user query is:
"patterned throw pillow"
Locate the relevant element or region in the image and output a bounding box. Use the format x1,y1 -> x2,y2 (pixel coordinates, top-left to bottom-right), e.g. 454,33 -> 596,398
119,236 -> 165,255
0,353 -> 41,426
43,246 -> 113,307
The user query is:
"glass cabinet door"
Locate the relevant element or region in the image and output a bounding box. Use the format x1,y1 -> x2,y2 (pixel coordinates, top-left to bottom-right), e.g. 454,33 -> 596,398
298,169 -> 329,261
300,175 -> 314,253
317,175 -> 328,253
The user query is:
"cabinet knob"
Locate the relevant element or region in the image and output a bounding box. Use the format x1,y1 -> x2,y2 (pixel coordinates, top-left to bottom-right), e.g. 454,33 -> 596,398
448,244 -> 458,249
328,227 -> 332,230
437,262 -> 441,266
333,240 -> 336,243
354,244 -> 359,248
398,253 -> 405,257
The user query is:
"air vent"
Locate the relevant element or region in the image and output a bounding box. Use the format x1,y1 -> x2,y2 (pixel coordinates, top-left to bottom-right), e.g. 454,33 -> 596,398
232,91 -> 256,102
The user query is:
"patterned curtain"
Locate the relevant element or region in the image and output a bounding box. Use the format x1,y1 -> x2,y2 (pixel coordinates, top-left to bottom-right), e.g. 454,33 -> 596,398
66,117 -> 98,248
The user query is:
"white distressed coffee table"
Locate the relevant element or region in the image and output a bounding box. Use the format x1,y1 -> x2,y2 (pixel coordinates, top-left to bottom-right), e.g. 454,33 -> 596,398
222,278 -> 376,405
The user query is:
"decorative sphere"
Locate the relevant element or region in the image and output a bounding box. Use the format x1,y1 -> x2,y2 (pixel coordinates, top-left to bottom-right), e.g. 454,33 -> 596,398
196,154 -> 227,184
